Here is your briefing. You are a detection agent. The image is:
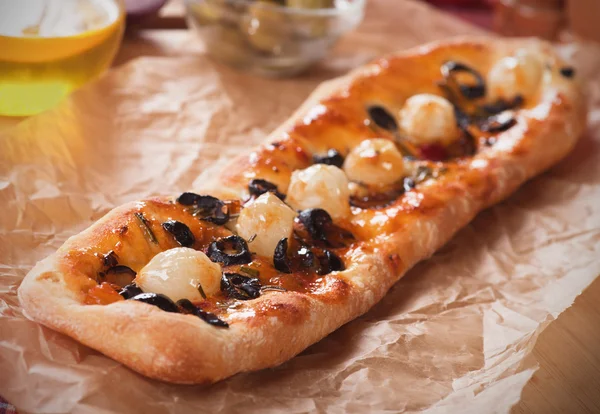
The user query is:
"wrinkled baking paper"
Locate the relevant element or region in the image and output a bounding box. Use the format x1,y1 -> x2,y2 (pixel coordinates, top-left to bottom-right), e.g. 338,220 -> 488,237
1,1 -> 600,413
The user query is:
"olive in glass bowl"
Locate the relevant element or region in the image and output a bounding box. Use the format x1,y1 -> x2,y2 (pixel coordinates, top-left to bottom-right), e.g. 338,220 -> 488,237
184,0 -> 366,77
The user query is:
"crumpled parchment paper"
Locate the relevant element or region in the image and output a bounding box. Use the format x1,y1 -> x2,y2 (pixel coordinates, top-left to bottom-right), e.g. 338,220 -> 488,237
1,1 -> 600,413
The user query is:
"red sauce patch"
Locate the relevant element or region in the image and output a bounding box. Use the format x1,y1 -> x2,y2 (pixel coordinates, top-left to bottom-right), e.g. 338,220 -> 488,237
419,143 -> 448,161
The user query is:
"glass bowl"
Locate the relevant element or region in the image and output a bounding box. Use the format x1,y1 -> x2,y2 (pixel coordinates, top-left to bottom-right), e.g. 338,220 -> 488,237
184,0 -> 366,77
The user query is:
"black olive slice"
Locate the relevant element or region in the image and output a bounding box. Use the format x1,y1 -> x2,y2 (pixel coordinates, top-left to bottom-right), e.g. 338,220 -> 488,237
102,265 -> 136,287
221,273 -> 261,301
441,61 -> 486,100
367,105 -> 420,158
479,112 -> 517,133
177,192 -> 229,225
560,67 -> 575,78
313,149 -> 344,168
119,283 -> 143,299
273,238 -> 291,273
130,293 -> 179,313
207,235 -> 252,265
452,107 -> 477,156
248,179 -> 285,201
176,298 -> 197,313
460,130 -> 477,156
297,246 -> 316,269
297,208 -> 332,243
482,95 -> 523,115
453,106 -> 472,131
162,220 -> 195,247
177,192 -> 203,206
324,250 -> 344,272
177,299 -> 229,328
317,250 -> 345,275
367,105 -> 398,131
107,265 -> 136,276
102,250 -> 118,268
403,177 -> 416,192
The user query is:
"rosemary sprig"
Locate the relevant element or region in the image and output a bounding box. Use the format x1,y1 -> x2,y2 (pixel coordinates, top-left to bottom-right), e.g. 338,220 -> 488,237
134,212 -> 158,244
260,285 -> 288,293
197,283 -> 207,299
239,265 -> 259,278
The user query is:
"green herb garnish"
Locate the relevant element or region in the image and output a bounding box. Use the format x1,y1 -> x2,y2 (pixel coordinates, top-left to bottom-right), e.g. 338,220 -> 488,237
134,212 -> 158,244
239,265 -> 259,278
261,285 -> 287,293
197,283 -> 207,299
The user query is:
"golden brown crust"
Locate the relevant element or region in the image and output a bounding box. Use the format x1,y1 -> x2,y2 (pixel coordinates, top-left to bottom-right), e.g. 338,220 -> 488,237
18,37 -> 586,384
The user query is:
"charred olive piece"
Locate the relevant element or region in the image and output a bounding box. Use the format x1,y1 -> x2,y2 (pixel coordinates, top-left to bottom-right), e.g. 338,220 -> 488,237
248,179 -> 285,201
102,250 -> 118,268
298,208 -> 332,243
177,299 -> 229,328
221,273 -> 261,301
273,237 -> 292,273
207,235 -> 252,265
177,192 -> 229,225
119,283 -> 143,299
130,293 -> 179,313
367,105 -> 398,131
102,265 -> 137,287
479,113 -> 517,133
441,61 -> 486,99
313,149 -> 344,168
482,95 -> 523,115
560,66 -> 575,78
317,249 -> 344,275
162,220 -> 195,247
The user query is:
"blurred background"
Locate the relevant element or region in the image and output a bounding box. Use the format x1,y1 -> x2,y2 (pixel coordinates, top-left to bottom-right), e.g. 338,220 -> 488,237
0,0 -> 598,118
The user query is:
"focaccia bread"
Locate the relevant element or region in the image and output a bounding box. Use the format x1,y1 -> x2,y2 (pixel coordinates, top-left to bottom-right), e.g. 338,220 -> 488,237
18,37 -> 586,384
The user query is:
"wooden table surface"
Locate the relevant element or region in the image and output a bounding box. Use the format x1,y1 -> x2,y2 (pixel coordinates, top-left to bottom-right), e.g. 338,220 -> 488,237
1,1 -> 599,413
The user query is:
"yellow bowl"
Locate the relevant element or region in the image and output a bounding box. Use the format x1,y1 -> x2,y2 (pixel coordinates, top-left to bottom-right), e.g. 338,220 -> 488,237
0,0 -> 126,117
